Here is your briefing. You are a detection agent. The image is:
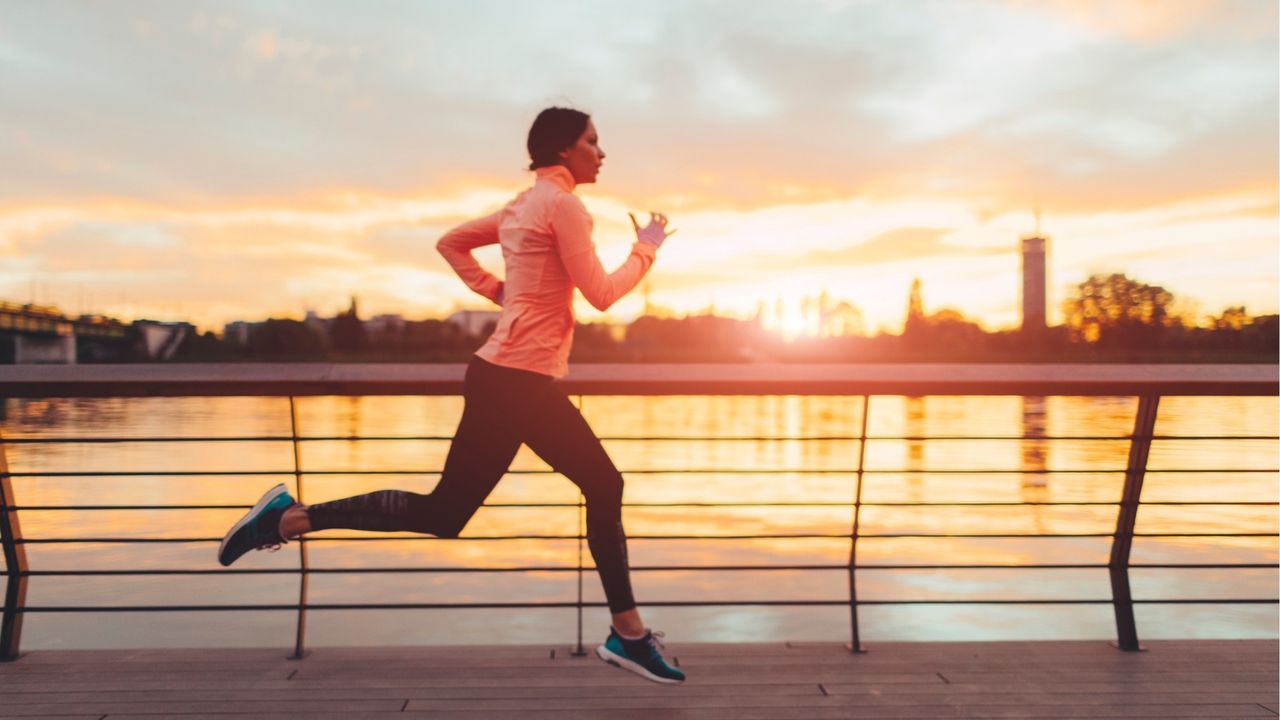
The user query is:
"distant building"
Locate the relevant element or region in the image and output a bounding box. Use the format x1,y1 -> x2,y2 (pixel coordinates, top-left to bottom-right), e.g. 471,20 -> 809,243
905,278 -> 925,332
446,309 -> 499,338
828,302 -> 864,337
303,309 -> 331,336
365,313 -> 406,337
133,320 -> 192,360
1021,235 -> 1048,331
222,321 -> 252,345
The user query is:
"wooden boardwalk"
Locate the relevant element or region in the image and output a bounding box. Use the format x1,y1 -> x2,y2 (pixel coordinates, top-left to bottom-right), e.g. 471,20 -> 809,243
0,640 -> 1276,719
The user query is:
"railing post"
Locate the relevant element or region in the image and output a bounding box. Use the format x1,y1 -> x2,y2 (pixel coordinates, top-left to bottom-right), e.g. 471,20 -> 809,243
0,430 -> 28,661
288,396 -> 310,660
572,395 -> 587,656
847,395 -> 870,653
1109,394 -> 1159,652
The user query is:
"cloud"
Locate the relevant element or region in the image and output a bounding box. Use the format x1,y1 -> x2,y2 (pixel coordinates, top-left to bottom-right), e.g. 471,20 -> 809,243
762,227 -> 1006,269
1026,0 -> 1275,43
0,182 -> 1273,332
650,225 -> 1002,287
1,0 -> 1270,214
0,1 -> 1273,330
0,191 -> 522,327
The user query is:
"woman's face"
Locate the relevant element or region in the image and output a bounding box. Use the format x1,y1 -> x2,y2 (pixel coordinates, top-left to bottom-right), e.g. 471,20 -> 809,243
559,119 -> 605,184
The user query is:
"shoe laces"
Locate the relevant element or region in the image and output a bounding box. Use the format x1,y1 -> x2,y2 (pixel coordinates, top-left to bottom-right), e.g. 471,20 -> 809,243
257,537 -> 287,553
647,630 -> 666,652
257,505 -> 294,553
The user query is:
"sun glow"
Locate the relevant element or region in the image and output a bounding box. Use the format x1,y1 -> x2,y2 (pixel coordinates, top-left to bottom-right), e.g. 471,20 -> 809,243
780,304 -> 808,342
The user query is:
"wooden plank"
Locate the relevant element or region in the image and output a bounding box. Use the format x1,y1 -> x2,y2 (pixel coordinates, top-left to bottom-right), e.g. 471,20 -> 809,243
10,639 -> 1271,664
818,690 -> 1280,705
0,681 -> 819,696
402,694 -> 1278,713
405,706 -> 1271,720
285,668 -> 942,684
825,681 -> 1276,695
97,707 -> 849,712
93,706 -> 1280,720
10,644 -> 566,662
0,675 -> 918,691
8,658 -> 1267,676
3,688 -> 1276,706
0,712 -> 100,717
5,682 -> 1272,703
0,700 -> 404,716
938,672 -> 1279,684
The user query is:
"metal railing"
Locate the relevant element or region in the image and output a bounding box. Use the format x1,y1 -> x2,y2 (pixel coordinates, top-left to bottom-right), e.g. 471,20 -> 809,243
0,363 -> 1276,660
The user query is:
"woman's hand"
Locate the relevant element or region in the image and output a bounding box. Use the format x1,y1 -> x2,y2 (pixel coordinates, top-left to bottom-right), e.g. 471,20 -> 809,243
629,211 -> 676,249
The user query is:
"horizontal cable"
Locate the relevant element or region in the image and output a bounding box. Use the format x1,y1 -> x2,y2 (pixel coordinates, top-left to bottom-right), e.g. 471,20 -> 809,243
1130,563 -> 1280,569
12,598 -> 1279,613
19,562 -> 1279,577
14,531 -> 1278,544
8,500 -> 1277,512
5,434 -> 1274,444
8,468 -> 1277,478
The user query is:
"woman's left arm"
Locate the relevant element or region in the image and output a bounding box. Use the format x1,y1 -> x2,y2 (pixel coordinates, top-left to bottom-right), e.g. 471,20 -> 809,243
552,194 -> 656,312
436,211 -> 504,305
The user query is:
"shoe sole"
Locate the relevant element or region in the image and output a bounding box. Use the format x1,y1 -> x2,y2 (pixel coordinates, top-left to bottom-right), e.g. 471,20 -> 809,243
218,483 -> 288,566
595,644 -> 684,684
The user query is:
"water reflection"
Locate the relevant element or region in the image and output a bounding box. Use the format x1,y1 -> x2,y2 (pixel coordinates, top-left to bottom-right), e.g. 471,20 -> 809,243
904,396 -> 926,504
1021,395 -> 1050,535
1,393 -> 1275,649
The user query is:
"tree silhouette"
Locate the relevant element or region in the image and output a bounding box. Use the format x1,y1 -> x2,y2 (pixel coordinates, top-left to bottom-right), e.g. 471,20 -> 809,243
247,320 -> 325,359
1210,306 -> 1250,332
1062,273 -> 1177,345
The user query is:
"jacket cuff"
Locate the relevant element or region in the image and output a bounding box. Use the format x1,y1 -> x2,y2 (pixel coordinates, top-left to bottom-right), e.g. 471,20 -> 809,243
632,241 -> 658,259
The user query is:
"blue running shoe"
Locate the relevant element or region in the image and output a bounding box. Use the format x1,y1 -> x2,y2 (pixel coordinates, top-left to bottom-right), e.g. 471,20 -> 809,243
217,484 -> 296,567
596,627 -> 685,684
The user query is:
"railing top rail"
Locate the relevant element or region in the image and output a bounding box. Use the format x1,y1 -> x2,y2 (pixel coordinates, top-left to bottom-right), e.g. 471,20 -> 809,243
0,363 -> 1275,398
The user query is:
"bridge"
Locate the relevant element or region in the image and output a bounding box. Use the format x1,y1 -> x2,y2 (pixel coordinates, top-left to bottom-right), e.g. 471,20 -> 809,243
0,301 -> 186,364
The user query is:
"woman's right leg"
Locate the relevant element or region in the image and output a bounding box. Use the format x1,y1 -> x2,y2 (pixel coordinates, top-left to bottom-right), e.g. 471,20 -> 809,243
514,383 -> 685,683
298,359 -> 522,538
514,380 -> 637,619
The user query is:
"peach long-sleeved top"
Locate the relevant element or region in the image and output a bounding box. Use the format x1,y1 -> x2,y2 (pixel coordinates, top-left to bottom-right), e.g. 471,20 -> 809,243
436,165 -> 657,378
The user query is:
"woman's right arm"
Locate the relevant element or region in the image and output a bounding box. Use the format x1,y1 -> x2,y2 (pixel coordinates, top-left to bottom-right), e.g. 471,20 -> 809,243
436,211 -> 504,305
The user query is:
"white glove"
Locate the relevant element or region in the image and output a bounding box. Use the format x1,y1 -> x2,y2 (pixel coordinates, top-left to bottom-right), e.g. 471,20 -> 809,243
629,211 -> 676,249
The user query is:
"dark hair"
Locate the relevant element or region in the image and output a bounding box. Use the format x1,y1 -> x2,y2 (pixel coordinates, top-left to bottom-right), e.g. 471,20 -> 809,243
527,107 -> 590,171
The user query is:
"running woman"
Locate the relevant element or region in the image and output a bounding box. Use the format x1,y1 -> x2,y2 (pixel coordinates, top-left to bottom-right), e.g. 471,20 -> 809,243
217,107 -> 683,684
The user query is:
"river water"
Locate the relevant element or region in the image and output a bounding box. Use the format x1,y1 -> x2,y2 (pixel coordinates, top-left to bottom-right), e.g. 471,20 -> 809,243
2,393 -> 1276,649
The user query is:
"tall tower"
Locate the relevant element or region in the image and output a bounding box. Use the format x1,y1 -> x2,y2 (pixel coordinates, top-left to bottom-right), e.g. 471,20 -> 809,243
1020,229 -> 1047,331
906,278 -> 924,330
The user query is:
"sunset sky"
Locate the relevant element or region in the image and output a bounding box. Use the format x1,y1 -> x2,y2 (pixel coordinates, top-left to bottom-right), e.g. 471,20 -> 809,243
1,0 -> 1276,334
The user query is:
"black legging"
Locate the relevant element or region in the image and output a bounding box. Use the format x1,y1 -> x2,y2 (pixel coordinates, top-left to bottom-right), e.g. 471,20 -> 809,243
307,356 -> 636,613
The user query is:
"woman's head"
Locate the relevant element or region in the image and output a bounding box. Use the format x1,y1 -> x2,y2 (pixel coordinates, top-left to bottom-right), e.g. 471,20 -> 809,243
527,107 -> 604,184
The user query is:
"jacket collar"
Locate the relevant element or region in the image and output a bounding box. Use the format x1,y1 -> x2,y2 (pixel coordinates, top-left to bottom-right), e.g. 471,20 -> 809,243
536,165 -> 576,192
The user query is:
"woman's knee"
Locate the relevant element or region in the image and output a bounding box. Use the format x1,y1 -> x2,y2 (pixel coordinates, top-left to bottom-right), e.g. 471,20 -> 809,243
583,470 -> 625,509
418,488 -> 479,538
